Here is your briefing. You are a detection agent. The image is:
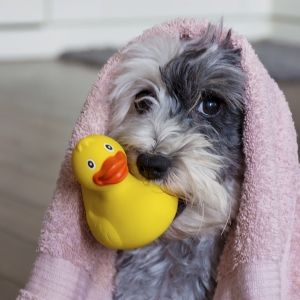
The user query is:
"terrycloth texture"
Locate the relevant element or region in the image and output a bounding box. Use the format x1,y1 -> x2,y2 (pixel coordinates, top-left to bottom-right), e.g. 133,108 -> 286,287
18,19 -> 300,300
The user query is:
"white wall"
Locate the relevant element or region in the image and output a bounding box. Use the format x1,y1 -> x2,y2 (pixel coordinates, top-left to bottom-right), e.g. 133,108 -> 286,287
0,0 -> 43,24
0,0 -> 295,61
272,0 -> 300,44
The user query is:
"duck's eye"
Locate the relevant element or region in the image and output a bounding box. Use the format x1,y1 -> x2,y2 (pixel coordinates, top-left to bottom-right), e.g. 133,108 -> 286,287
134,90 -> 156,114
198,93 -> 221,116
104,143 -> 114,152
87,159 -> 96,169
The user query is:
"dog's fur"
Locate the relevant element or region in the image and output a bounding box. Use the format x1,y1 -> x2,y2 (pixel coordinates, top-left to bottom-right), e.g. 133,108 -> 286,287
105,22 -> 246,300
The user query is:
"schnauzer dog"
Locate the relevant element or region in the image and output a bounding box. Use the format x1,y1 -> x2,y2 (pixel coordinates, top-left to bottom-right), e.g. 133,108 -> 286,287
106,22 -> 246,300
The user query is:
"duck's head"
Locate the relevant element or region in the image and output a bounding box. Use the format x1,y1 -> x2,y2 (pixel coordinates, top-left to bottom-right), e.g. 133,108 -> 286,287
72,135 -> 128,190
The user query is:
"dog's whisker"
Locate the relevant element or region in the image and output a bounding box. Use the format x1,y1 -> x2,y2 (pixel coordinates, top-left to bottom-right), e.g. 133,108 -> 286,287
197,202 -> 205,234
220,204 -> 231,235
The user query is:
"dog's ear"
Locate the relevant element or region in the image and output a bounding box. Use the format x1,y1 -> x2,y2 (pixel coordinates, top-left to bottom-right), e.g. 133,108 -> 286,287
160,23 -> 245,112
106,34 -> 182,132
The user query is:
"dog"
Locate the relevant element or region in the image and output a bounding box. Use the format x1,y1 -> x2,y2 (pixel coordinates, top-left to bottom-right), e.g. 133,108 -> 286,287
105,22 -> 246,300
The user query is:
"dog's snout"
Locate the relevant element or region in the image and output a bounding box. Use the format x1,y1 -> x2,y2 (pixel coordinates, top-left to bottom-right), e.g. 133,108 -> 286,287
137,154 -> 171,180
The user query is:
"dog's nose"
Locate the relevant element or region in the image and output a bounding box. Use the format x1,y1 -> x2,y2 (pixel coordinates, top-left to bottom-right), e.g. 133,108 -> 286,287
137,154 -> 171,180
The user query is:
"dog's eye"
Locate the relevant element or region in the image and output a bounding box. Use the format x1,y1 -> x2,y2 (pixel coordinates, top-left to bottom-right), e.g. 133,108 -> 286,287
134,90 -> 156,114
198,93 -> 221,116
134,99 -> 153,114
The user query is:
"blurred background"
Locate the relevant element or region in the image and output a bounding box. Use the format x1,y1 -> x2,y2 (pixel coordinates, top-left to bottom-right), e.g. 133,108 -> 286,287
0,1 -> 299,299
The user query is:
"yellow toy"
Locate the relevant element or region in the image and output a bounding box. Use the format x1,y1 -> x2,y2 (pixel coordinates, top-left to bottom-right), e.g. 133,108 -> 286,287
72,134 -> 178,250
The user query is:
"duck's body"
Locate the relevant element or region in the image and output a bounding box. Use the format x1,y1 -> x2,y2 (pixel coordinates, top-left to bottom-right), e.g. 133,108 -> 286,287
72,135 -> 178,250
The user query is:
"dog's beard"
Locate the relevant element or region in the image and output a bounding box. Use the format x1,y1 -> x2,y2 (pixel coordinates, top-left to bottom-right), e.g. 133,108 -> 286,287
106,23 -> 245,240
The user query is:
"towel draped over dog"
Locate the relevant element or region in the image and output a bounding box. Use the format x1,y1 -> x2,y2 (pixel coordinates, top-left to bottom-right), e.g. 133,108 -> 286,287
18,18 -> 300,300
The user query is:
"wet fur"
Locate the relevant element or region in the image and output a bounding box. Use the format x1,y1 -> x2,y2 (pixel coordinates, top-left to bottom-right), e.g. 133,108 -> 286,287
105,23 -> 246,299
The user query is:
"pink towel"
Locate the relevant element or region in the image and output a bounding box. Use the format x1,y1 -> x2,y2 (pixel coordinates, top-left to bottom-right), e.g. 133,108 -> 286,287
18,18 -> 300,300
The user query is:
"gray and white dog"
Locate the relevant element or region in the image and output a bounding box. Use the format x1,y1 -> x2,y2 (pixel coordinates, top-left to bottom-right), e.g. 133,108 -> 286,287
106,22 -> 246,300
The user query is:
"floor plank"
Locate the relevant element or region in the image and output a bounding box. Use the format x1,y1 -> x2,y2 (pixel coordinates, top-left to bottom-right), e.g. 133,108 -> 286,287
0,195 -> 44,245
0,232 -> 37,290
0,277 -> 20,300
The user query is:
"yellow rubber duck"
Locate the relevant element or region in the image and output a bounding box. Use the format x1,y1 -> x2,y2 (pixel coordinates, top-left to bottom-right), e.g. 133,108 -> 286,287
72,135 -> 178,250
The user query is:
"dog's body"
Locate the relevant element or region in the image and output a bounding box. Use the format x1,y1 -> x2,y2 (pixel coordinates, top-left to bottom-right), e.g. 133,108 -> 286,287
106,23 -> 246,299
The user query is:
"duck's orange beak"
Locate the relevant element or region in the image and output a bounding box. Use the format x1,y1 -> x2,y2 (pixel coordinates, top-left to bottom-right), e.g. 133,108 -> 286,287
93,151 -> 128,186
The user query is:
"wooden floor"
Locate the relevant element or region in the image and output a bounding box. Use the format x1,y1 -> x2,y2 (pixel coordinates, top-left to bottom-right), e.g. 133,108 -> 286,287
0,60 -> 299,300
0,61 -> 99,300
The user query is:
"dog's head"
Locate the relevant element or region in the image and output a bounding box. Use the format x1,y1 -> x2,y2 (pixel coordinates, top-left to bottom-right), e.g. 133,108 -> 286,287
106,23 -> 246,239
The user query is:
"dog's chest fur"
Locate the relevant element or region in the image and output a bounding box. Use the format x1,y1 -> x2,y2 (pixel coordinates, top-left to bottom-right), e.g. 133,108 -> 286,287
113,235 -> 225,300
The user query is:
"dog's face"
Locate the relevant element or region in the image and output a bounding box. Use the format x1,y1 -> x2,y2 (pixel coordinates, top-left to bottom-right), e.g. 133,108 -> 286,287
106,24 -> 246,240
